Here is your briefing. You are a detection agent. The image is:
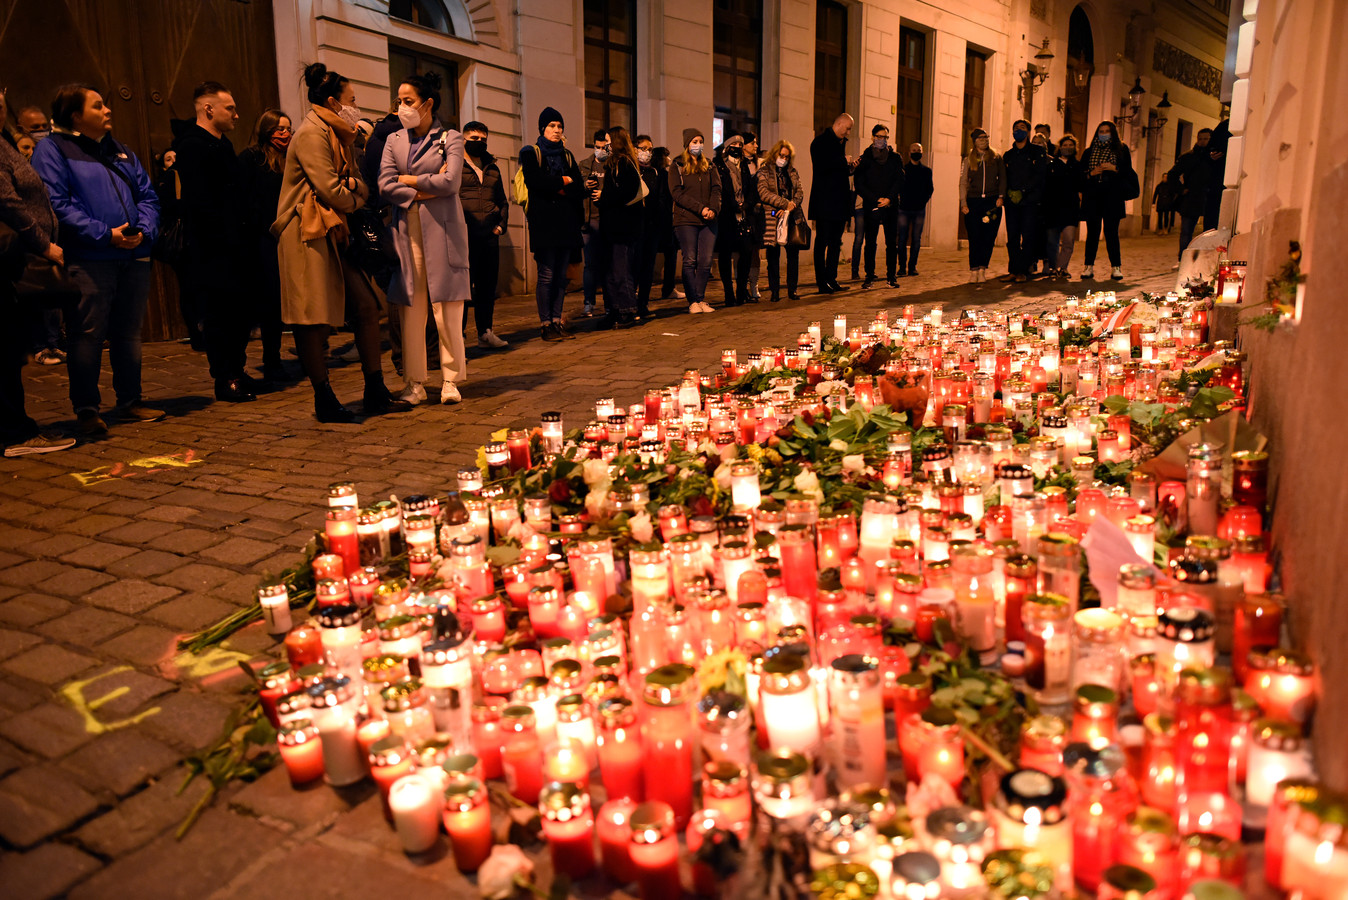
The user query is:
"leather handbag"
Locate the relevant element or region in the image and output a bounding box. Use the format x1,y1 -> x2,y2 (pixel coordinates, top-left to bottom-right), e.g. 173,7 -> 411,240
15,256 -> 82,308
347,207 -> 397,274
785,215 -> 812,250
151,170 -> 187,265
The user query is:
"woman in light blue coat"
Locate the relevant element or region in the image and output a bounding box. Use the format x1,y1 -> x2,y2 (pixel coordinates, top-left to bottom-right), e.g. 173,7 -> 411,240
378,71 -> 471,405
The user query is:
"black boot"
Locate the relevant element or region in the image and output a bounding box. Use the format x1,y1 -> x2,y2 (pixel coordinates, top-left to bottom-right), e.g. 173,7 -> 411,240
313,381 -> 354,423
362,372 -> 413,415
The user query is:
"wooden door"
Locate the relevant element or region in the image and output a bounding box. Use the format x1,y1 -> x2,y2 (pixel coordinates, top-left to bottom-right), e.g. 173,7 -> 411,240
0,0 -> 279,341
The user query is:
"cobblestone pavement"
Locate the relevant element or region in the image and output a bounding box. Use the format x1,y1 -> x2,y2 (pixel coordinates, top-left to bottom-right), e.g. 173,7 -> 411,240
0,234 -> 1205,897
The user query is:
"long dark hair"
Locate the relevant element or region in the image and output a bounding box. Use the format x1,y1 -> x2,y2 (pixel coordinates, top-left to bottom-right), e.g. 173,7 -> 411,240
1089,120 -> 1123,154
303,63 -> 347,107
605,126 -> 639,174
250,108 -> 290,173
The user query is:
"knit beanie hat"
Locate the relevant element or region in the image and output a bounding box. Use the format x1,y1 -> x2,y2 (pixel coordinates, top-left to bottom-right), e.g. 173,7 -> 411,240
682,126 -> 703,147
539,106 -> 564,135
971,128 -> 988,141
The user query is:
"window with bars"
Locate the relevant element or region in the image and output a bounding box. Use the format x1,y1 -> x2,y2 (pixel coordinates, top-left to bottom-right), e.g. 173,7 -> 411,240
583,0 -> 637,142
813,0 -> 848,133
389,46 -> 460,129
713,0 -> 763,142
388,0 -> 455,34
895,27 -> 927,150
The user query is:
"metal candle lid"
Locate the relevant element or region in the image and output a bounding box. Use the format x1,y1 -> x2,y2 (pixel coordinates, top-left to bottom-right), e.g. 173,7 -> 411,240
1157,607 -> 1214,642
259,661 -> 292,691
996,768 -> 1068,825
1062,742 -> 1128,780
926,805 -> 988,845
597,697 -> 636,727
317,603 -> 361,628
643,664 -> 696,706
696,690 -> 747,729
380,678 -> 426,712
1102,864 -> 1158,897
443,775 -> 486,812
278,719 -> 318,746
754,749 -> 811,797
890,851 -> 942,887
306,674 -> 353,708
811,863 -> 880,900
539,781 -> 591,820
1170,556 -> 1217,585
1252,719 -> 1304,752
629,801 -> 675,843
807,802 -> 873,853
369,734 -> 409,767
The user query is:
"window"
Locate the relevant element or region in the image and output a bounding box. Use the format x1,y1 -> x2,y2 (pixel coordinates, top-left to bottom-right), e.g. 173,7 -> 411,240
584,0 -> 637,141
389,47 -> 460,129
389,0 -> 455,34
895,27 -> 927,150
713,0 -> 763,142
813,0 -> 848,133
959,49 -> 988,240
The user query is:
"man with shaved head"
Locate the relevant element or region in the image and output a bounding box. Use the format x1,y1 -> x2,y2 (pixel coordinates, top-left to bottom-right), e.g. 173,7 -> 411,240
809,112 -> 856,293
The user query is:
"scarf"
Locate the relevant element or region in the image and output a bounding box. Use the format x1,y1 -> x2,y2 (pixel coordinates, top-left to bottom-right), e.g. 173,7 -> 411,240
1086,140 -> 1118,173
311,104 -> 356,176
536,135 -> 566,176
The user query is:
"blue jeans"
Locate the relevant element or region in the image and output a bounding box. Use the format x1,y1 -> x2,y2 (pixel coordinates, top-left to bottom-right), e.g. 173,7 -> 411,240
582,224 -> 608,310
534,246 -> 573,324
674,224 -> 716,306
65,259 -> 152,414
896,210 -> 925,272
1045,224 -> 1078,271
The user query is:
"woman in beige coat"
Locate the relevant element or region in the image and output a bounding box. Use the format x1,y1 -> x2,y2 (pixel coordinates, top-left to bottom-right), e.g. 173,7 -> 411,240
274,63 -> 407,423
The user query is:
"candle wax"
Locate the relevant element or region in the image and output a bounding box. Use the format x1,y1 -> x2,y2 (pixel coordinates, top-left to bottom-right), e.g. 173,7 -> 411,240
599,727 -> 645,801
444,803 -> 493,872
544,815 -> 597,878
278,737 -> 326,786
389,773 -> 441,854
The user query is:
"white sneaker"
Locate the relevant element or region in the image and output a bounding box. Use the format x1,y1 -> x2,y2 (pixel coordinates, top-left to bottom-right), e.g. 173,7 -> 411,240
689,302 -> 707,314
1171,263 -> 1180,271
699,301 -> 716,313
440,382 -> 462,404
1111,266 -> 1123,281
399,382 -> 427,405
478,330 -> 508,349
1081,265 -> 1094,280
673,288 -> 686,300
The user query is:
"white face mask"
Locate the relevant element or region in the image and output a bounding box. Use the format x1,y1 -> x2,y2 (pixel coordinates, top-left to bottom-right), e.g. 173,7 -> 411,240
776,157 -> 788,168
397,103 -> 422,129
337,104 -> 361,129
637,149 -> 652,165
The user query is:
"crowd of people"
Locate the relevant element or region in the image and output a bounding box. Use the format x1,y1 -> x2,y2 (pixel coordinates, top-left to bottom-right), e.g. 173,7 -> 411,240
4,63 -> 1213,453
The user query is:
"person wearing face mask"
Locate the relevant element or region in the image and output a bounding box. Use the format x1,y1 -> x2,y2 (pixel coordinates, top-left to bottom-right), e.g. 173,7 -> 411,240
238,109 -> 294,380
740,133 -> 764,301
1028,134 -> 1052,275
579,129 -> 611,318
518,108 -> 584,342
756,139 -> 805,302
274,62 -> 408,422
17,106 -> 51,142
457,121 -> 509,349
852,123 -> 904,289
714,132 -> 754,307
1000,119 -> 1048,283
958,128 -> 1005,283
896,142 -> 933,277
31,84 -> 162,435
669,127 -> 721,313
172,80 -> 257,401
380,71 -> 472,406
809,113 -> 857,294
1078,120 -> 1135,280
632,134 -> 662,320
1042,134 -> 1085,280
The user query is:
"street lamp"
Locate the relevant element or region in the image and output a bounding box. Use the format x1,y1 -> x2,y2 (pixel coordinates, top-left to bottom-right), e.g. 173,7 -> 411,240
1018,39 -> 1055,102
1141,92 -> 1171,136
1114,77 -> 1146,124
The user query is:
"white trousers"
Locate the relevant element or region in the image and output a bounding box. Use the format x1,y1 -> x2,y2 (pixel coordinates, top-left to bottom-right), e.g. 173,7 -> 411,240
400,203 -> 467,387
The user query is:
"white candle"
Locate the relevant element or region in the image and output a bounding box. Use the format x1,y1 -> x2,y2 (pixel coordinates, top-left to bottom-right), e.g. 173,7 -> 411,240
389,772 -> 442,853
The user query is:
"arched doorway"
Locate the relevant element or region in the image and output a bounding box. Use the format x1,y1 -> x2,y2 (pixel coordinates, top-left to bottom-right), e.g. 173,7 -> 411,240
1064,6 -> 1094,141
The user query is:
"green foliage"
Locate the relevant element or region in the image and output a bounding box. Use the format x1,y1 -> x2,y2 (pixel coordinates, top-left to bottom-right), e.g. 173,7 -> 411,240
177,691 -> 277,838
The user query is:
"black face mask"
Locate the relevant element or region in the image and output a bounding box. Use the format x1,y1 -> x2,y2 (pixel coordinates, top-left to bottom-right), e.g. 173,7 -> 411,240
726,145 -> 743,159
910,152 -> 922,162
465,139 -> 487,156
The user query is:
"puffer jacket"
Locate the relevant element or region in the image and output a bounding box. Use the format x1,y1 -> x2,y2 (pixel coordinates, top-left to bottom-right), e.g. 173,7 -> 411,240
756,161 -> 804,249
30,129 -> 159,261
460,151 -> 508,239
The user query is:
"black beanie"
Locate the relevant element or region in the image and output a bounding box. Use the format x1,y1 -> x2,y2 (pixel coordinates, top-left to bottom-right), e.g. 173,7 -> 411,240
539,106 -> 564,134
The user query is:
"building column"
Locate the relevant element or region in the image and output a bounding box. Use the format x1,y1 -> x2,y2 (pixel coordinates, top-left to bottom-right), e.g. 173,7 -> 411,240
929,30 -> 967,251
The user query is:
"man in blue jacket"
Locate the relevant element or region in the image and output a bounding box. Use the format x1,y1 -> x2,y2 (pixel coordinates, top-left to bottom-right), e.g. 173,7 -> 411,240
31,84 -> 162,436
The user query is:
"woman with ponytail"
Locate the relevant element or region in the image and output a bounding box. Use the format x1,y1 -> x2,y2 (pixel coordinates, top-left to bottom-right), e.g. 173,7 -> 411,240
273,63 -> 408,422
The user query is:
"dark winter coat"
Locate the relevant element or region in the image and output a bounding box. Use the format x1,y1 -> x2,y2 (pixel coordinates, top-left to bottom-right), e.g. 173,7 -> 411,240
714,154 -> 754,249
1080,140 -> 1134,221
597,155 -> 644,245
518,142 -> 583,251
958,152 -> 1006,202
1002,141 -> 1049,207
668,158 -> 721,229
808,128 -> 853,222
170,122 -> 242,255
1172,147 -> 1215,218
1042,155 -> 1085,228
898,161 -> 933,212
360,114 -> 402,212
638,163 -> 663,234
30,130 -> 159,261
237,146 -> 285,238
0,131 -> 58,255
460,151 -> 509,239
853,147 -> 903,209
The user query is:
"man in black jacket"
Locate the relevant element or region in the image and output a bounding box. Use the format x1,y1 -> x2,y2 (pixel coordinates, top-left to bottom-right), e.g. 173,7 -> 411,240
897,142 -> 933,277
809,113 -> 856,294
460,121 -> 509,349
853,123 -> 904,288
1174,128 -> 1216,259
172,81 -> 254,401
1001,118 -> 1048,282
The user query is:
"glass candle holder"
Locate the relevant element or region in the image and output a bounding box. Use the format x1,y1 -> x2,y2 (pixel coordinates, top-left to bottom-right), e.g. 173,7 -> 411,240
951,544 -> 997,663
753,748 -> 815,823
307,675 -> 365,787
501,705 -> 545,804
1073,608 -> 1126,694
1003,554 -> 1037,646
1020,714 -> 1068,776
989,769 -> 1072,892
1247,648 -> 1315,725
1070,684 -> 1120,748
629,801 -> 680,900
388,771 -> 442,854
829,655 -> 886,789
642,665 -> 695,828
540,781 -> 596,878
1263,779 -> 1321,891
899,707 -> 964,788
1063,743 -> 1138,894
807,803 -> 877,870
1175,667 -> 1233,802
1140,713 -> 1178,813
1023,594 -> 1073,705
761,652 -> 823,757
926,805 -> 992,895
1232,592 -> 1282,683
1244,720 -> 1313,827
1115,807 -> 1178,897
442,775 -> 493,871
277,719 -> 325,786
1155,608 -> 1216,707
1116,564 -> 1157,621
702,761 -> 752,839
258,582 -> 292,636
1177,833 -> 1245,891
324,507 -> 361,576
328,481 -> 358,509
1035,533 -> 1081,614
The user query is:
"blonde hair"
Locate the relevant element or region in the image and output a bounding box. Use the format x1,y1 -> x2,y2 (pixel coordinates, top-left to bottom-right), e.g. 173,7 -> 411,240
966,133 -> 995,174
766,139 -> 795,167
677,148 -> 710,174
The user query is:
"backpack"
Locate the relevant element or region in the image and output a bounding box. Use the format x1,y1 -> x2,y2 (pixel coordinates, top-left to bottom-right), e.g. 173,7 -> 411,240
512,144 -> 573,215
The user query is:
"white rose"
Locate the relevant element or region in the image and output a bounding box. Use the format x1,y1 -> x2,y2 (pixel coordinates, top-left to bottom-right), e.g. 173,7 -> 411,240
584,488 -> 609,519
841,454 -> 866,474
477,844 -> 533,900
794,469 -> 823,502
582,458 -> 611,488
630,511 -> 654,543
828,439 -> 849,452
713,461 -> 734,489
